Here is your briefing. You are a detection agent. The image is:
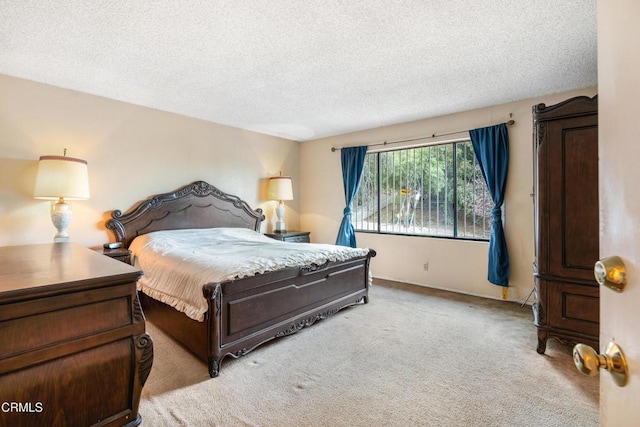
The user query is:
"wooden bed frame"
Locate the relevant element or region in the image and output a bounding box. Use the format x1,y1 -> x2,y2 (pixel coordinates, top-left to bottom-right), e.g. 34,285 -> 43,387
106,181 -> 375,377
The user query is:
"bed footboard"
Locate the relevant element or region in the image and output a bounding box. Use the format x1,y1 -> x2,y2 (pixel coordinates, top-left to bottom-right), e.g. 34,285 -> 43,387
204,249 -> 375,377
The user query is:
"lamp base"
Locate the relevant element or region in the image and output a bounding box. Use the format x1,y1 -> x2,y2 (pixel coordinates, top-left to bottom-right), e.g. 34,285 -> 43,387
51,200 -> 72,243
274,221 -> 287,233
274,201 -> 287,233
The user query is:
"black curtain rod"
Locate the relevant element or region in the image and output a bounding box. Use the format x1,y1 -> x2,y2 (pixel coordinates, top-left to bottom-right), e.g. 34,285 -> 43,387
331,119 -> 515,152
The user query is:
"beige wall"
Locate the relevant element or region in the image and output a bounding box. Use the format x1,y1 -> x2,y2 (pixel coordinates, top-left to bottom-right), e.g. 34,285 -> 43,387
0,74 -> 300,248
300,86 -> 598,303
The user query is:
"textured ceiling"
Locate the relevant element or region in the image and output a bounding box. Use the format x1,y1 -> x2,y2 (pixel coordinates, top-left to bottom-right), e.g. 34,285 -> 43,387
0,1 -> 597,141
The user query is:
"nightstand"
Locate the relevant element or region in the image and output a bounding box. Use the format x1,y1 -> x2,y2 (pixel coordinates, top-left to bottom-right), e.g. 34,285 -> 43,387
264,231 -> 311,243
100,247 -> 132,265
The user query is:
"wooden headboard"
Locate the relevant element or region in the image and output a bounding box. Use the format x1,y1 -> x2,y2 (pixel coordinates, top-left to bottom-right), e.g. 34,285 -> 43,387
106,181 -> 265,248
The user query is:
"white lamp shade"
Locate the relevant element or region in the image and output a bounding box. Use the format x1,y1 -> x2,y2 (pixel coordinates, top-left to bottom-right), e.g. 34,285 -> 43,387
34,155 -> 90,200
268,176 -> 293,201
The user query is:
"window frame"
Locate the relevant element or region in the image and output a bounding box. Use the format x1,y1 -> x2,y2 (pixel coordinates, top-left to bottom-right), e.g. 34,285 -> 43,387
352,139 -> 494,242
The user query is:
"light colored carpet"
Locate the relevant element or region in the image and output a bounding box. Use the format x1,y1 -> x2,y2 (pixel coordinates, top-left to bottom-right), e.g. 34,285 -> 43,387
139,280 -> 599,427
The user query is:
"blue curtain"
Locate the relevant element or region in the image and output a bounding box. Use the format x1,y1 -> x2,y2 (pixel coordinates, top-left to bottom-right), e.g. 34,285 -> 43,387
335,146 -> 368,247
469,124 -> 510,286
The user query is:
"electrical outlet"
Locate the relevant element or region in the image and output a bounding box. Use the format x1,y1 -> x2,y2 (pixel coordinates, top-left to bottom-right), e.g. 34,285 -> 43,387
423,262 -> 429,271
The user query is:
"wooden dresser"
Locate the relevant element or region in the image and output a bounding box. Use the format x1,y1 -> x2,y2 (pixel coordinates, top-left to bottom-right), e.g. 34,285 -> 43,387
532,95 -> 599,354
0,243 -> 153,427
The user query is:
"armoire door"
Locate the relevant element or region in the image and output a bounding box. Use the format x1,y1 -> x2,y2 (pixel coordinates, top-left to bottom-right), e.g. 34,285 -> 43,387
541,114 -> 599,282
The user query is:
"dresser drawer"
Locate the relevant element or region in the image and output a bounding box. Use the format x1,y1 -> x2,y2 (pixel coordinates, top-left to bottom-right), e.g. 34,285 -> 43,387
0,339 -> 135,427
285,234 -> 310,243
264,231 -> 310,243
0,284 -> 134,361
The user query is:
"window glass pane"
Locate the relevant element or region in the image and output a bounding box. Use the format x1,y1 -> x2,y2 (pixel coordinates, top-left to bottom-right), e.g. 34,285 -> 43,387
352,140 -> 494,240
456,141 -> 493,239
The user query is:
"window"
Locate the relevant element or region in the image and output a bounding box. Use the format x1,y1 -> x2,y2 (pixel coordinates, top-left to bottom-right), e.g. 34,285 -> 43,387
352,140 -> 494,240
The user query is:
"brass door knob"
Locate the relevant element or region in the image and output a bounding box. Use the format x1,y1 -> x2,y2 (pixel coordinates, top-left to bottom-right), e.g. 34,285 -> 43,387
594,256 -> 626,292
573,341 -> 629,387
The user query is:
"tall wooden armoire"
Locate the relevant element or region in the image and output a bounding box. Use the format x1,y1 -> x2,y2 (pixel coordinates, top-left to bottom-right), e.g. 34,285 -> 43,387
532,95 -> 599,354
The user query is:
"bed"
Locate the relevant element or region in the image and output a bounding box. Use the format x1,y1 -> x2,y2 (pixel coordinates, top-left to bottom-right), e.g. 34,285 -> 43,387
106,181 -> 376,377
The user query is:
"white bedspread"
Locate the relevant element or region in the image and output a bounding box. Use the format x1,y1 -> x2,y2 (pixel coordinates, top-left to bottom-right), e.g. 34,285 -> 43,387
129,227 -> 370,322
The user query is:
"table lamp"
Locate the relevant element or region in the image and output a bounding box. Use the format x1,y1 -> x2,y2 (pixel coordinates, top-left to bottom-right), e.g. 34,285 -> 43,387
268,174 -> 293,233
33,151 -> 90,242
